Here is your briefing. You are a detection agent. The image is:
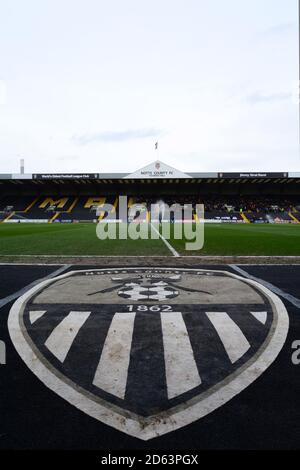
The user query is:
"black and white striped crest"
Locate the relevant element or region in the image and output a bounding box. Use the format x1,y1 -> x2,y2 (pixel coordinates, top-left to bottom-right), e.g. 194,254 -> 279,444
8,268 -> 289,440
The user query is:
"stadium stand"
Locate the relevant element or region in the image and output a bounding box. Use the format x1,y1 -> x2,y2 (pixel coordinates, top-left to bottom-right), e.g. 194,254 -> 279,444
0,193 -> 299,224
0,164 -> 299,224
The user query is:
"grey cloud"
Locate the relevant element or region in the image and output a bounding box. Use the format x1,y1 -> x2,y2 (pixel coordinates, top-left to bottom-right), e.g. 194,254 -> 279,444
262,22 -> 296,37
57,155 -> 80,161
72,128 -> 164,146
246,91 -> 292,105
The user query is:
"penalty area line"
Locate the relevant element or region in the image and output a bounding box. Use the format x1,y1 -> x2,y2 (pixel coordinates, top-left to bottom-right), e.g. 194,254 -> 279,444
150,223 -> 180,258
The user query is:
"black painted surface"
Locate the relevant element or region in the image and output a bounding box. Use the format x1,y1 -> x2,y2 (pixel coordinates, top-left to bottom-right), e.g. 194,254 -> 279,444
0,265 -> 61,298
0,264 -> 299,450
238,265 -> 300,299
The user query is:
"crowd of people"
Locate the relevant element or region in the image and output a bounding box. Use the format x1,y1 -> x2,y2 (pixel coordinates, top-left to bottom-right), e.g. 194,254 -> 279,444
137,196 -> 299,214
199,197 -> 299,214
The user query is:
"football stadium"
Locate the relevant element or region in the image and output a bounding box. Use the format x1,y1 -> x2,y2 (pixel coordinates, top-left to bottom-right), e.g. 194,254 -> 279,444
1,161 -> 300,258
1,0 -> 300,459
1,159 -> 300,454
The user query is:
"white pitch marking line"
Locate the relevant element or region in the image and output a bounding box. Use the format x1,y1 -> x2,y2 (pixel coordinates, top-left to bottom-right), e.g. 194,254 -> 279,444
150,223 -> 180,258
45,311 -> 91,362
29,310 -> 46,324
93,312 -> 136,399
206,312 -> 250,364
250,311 -> 267,325
161,311 -> 201,399
0,264 -> 71,309
230,264 -> 300,309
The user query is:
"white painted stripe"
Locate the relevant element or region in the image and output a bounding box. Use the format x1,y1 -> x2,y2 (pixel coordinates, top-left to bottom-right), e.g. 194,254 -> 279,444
29,310 -> 46,324
0,264 -> 71,309
93,312 -> 136,399
150,223 -> 180,257
206,312 -> 250,364
230,264 -> 300,309
250,311 -> 267,325
45,311 -> 91,362
161,312 -> 201,399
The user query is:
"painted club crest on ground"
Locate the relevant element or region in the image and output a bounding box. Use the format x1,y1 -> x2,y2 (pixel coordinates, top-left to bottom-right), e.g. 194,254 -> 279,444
87,273 -> 211,301
8,268 -> 289,440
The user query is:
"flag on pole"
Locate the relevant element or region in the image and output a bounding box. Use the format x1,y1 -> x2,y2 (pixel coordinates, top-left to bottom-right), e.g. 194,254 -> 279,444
155,142 -> 158,150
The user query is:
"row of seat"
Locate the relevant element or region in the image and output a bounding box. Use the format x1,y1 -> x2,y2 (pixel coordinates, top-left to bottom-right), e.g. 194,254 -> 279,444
0,195 -> 299,223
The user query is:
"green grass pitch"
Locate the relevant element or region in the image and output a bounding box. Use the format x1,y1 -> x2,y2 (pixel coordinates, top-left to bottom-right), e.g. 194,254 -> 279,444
0,223 -> 300,257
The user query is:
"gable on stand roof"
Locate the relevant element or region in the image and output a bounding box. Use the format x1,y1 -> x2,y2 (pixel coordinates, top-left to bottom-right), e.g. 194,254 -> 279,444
124,160 -> 192,179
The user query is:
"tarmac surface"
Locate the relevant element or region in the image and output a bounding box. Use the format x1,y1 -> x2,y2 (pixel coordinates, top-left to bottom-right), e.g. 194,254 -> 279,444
0,263 -> 300,450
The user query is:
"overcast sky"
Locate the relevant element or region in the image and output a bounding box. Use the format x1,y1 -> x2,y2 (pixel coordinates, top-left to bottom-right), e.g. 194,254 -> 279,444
0,0 -> 299,174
